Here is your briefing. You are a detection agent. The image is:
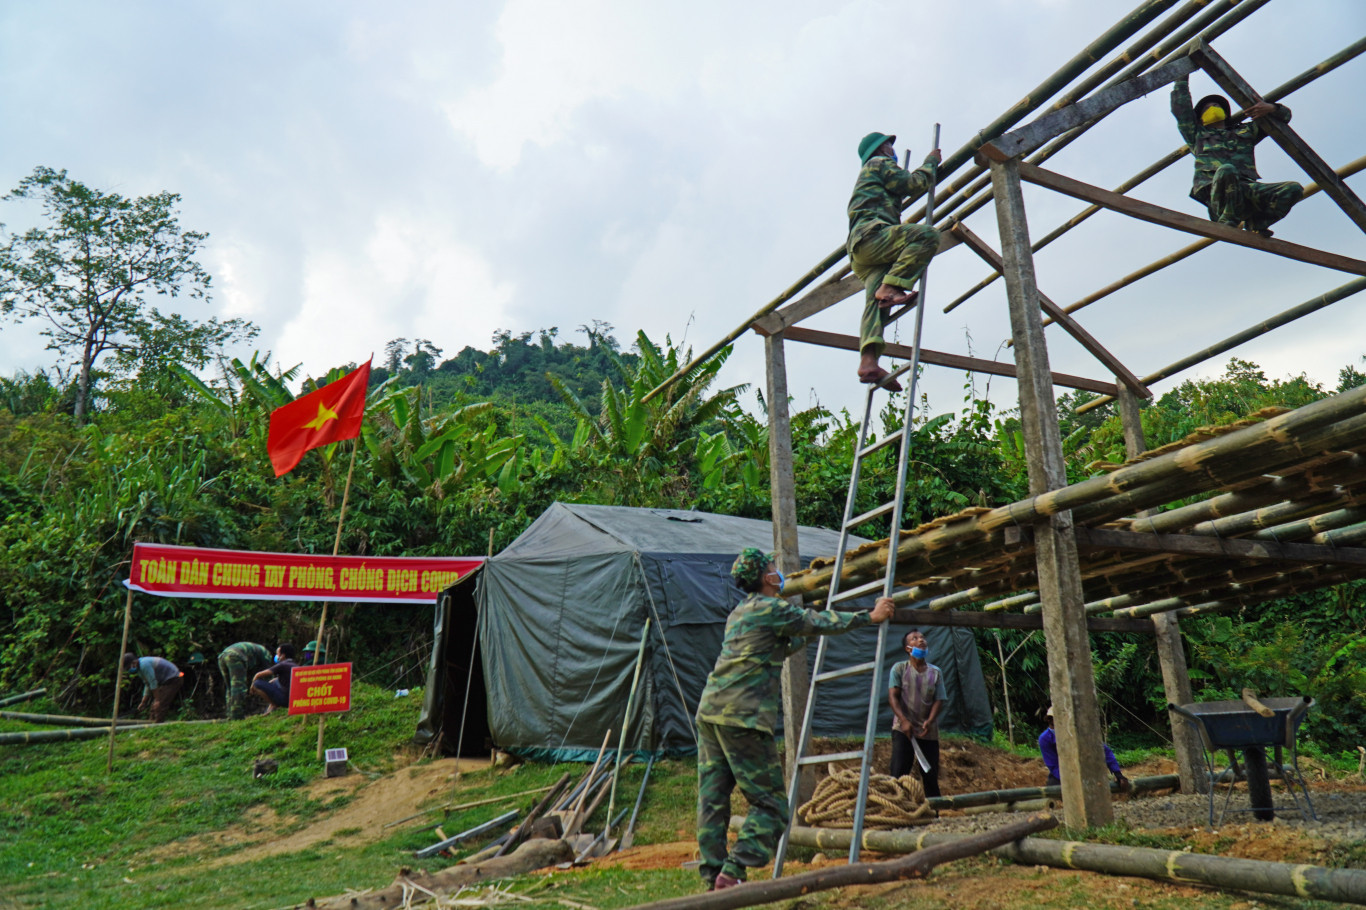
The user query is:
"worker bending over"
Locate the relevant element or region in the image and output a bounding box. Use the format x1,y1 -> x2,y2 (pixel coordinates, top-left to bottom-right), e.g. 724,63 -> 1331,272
1039,704 -> 1129,791
846,131 -> 940,391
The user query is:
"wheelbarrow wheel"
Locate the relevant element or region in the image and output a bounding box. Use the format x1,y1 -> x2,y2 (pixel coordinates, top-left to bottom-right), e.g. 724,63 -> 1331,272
1243,746 -> 1275,821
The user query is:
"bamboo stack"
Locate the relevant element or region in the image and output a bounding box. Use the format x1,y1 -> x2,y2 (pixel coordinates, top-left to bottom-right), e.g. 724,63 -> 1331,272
782,384 -> 1366,621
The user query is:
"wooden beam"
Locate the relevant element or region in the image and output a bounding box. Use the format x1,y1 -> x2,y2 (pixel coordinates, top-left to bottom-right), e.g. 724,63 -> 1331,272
753,232 -> 962,336
1073,526 -> 1366,566
893,607 -> 1154,634
1190,41 -> 1366,236
753,275 -> 861,336
983,56 -> 1199,162
766,333 -> 814,803
779,325 -> 1121,395
949,222 -> 1150,397
1017,161 -> 1366,276
991,156 -> 1113,828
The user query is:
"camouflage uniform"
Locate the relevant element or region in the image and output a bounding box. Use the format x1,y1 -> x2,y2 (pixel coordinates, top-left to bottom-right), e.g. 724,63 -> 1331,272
1172,77 -> 1302,233
695,551 -> 872,886
847,152 -> 940,355
218,642 -> 272,720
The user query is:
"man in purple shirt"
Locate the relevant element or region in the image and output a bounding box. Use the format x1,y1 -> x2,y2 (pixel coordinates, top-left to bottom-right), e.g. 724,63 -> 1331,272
1039,704 -> 1129,790
123,653 -> 183,723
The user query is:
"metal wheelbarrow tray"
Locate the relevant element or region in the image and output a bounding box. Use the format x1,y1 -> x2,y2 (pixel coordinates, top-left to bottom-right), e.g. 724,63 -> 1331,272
1169,696 -> 1316,827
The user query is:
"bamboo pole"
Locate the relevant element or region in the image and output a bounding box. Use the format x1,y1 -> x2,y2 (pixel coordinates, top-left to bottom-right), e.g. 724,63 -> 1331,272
639,0 -> 1181,405
785,385 -> 1366,602
628,813 -> 1058,910
1056,153 -> 1366,343
932,0 -> 1267,242
106,585 -> 134,774
9,727 -> 120,745
780,824 -> 1366,905
315,437 -> 359,761
927,774 -> 1178,811
606,619 -> 651,842
1,711 -> 151,728
1077,272 -> 1366,414
0,689 -> 47,708
946,10 -> 1361,313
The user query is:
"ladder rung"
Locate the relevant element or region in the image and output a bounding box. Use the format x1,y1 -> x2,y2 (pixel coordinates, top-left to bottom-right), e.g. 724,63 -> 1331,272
798,750 -> 865,766
858,429 -> 904,458
886,361 -> 916,381
830,579 -> 884,604
846,500 -> 895,529
814,660 -> 877,683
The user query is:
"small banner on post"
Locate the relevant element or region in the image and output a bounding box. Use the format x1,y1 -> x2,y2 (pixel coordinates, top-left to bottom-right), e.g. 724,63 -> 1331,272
289,663 -> 353,715
125,543 -> 482,604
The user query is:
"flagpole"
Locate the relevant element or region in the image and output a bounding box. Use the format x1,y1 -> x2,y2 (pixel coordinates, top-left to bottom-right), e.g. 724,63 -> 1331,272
315,437 -> 359,761
107,584 -> 135,774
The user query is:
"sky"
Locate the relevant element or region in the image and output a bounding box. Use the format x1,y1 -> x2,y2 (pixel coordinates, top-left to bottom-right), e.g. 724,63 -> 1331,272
1,0 -> 1363,422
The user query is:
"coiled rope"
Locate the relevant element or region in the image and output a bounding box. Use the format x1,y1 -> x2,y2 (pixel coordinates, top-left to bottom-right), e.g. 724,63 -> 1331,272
798,767 -> 935,829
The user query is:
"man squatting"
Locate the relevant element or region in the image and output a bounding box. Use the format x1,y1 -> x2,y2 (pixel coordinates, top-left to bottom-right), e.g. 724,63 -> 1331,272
847,131 -> 941,392
1171,75 -> 1301,237
694,547 -> 895,890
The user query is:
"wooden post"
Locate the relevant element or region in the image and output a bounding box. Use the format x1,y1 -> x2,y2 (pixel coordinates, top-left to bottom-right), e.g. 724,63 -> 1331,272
1117,387 -> 1207,795
766,332 -> 814,803
990,156 -> 1112,828
106,585 -> 135,774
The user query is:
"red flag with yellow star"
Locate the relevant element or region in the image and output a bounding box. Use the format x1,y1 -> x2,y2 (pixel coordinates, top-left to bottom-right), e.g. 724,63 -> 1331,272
267,359 -> 372,476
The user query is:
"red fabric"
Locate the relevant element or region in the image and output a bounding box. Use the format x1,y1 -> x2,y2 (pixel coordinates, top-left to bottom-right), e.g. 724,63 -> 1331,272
267,360 -> 371,476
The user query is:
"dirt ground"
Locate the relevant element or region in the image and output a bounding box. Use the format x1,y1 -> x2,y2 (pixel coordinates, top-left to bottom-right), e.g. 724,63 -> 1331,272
153,740 -> 1366,908
147,756 -> 490,867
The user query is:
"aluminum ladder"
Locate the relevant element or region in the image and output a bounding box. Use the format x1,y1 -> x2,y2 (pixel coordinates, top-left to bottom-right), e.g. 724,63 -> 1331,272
772,125 -> 939,877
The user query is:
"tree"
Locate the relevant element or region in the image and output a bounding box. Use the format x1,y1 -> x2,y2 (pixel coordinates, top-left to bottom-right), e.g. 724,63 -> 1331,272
0,166 -> 252,423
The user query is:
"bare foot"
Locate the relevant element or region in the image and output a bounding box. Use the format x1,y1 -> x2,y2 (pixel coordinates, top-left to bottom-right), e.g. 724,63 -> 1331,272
857,367 -> 903,392
874,285 -> 918,310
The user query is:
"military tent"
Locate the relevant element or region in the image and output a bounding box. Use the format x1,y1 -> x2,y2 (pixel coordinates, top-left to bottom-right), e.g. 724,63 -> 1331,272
416,502 -> 993,760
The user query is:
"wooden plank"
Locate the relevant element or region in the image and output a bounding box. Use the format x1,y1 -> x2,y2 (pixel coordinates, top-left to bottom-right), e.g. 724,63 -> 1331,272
949,222 -> 1151,397
779,325 -> 1121,395
983,57 -> 1199,162
1190,41 -> 1366,236
1017,161 -> 1366,276
893,607 -> 1154,634
1073,526 -> 1366,566
753,232 -> 962,336
990,157 -> 1112,829
753,275 -> 862,336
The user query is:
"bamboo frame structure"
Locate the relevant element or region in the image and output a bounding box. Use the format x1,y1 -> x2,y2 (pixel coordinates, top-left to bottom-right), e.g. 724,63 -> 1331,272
649,0 -> 1366,846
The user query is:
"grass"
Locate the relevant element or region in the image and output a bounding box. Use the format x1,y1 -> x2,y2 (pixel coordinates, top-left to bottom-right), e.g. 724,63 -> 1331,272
0,692 -> 1353,910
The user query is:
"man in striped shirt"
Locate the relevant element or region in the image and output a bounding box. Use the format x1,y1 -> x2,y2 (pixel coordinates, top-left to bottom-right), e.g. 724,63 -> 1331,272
887,629 -> 945,796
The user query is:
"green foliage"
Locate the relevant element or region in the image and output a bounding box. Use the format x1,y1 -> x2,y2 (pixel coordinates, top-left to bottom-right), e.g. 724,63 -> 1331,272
0,166 -> 257,423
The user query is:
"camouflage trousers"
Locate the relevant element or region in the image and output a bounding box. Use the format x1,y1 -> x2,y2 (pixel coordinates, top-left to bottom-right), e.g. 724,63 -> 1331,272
219,651 -> 255,720
850,222 -> 941,355
1198,164 -> 1302,232
696,720 -> 788,885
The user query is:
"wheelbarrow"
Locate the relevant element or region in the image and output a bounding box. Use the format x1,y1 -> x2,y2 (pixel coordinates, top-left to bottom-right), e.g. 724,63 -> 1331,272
1169,694 -> 1316,827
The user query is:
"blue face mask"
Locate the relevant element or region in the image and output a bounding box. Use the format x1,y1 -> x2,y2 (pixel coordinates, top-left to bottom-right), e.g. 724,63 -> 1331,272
910,647 -> 928,660
770,570 -> 786,589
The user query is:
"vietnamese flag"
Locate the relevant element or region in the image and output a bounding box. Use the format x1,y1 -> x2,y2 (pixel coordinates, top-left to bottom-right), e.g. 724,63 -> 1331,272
267,359 -> 372,476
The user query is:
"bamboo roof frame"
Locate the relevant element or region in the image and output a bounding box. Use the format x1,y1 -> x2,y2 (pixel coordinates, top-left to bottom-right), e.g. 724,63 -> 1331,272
661,1 -> 1366,625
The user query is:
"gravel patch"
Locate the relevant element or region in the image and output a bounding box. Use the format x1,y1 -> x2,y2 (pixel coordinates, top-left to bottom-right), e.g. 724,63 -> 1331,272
926,787 -> 1366,844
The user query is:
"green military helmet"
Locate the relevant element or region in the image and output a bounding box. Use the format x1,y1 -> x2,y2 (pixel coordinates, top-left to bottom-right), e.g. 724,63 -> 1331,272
858,132 -> 896,164
302,640 -> 326,662
730,547 -> 775,588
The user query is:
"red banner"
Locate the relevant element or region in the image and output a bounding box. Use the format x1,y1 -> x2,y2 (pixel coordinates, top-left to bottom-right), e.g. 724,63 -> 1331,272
126,543 -> 482,604
288,663 -> 353,715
